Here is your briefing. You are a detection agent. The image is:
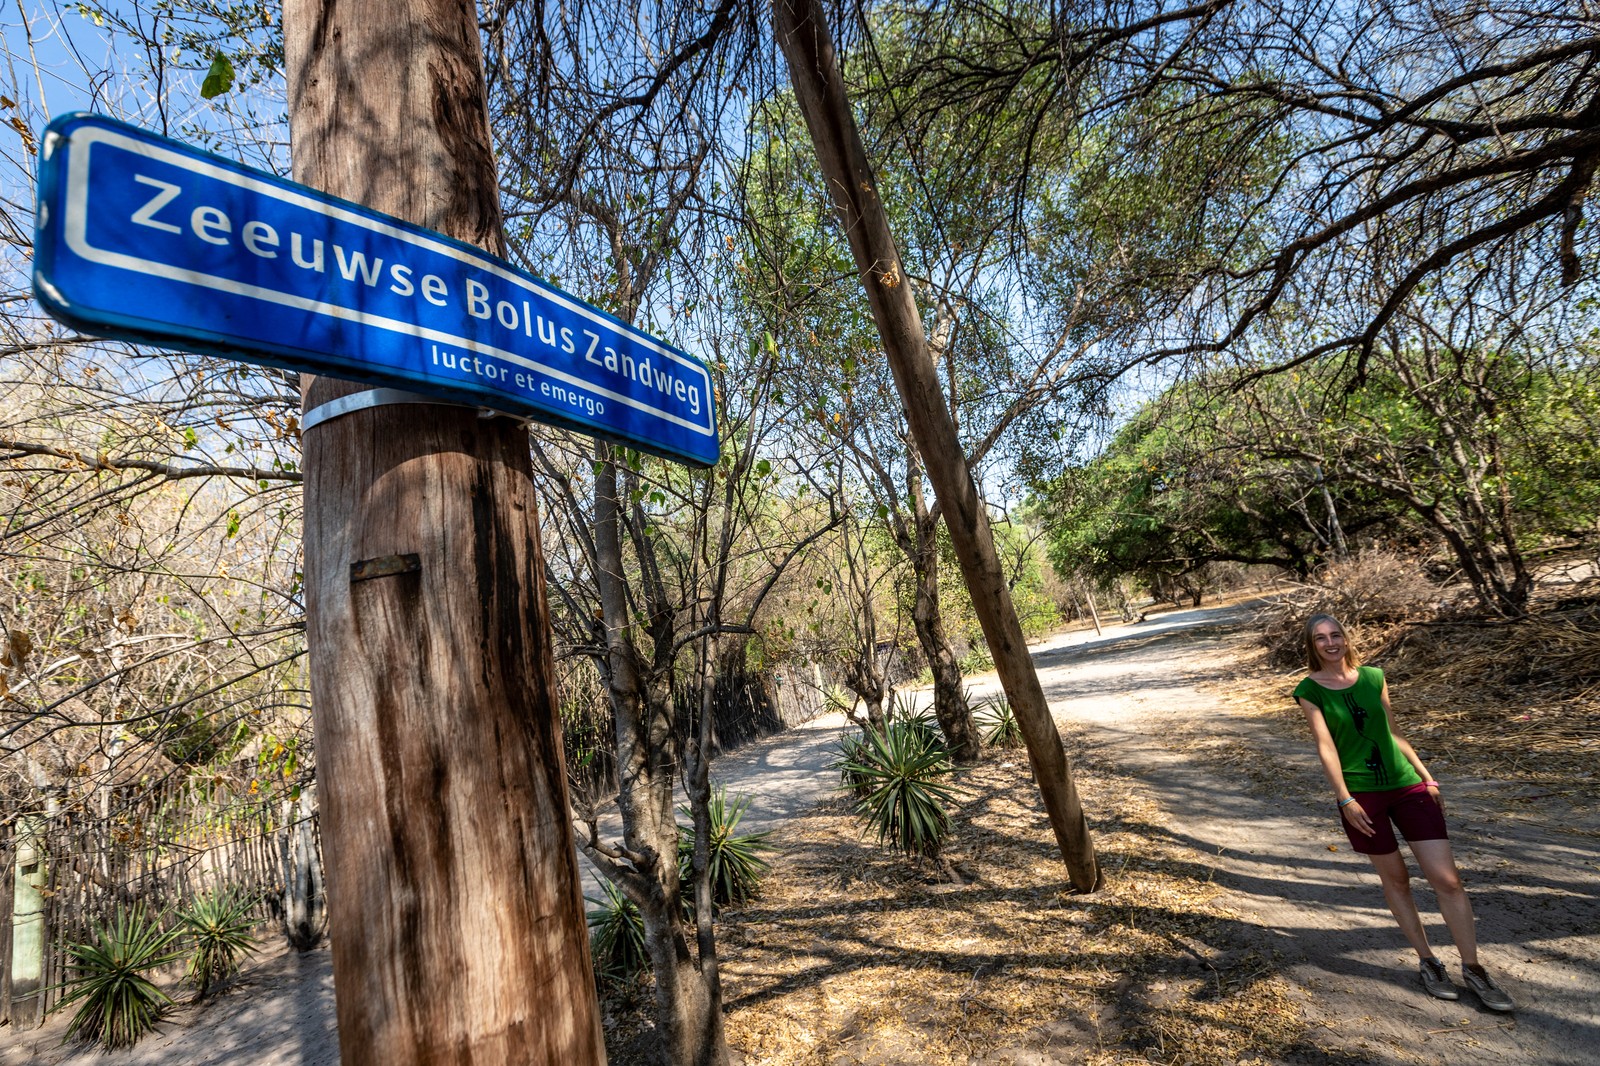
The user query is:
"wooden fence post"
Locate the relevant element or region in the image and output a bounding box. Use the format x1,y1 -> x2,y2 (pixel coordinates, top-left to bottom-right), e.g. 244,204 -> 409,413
6,812 -> 46,1029
0,825 -> 14,1027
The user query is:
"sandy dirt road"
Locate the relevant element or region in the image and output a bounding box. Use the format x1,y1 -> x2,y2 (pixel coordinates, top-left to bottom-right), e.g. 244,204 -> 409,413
5,605 -> 1596,1064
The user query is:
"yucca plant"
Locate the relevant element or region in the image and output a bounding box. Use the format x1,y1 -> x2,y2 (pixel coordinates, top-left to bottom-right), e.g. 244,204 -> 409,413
838,720 -> 962,860
889,691 -> 944,755
975,694 -> 1024,748
585,879 -> 648,988
179,887 -> 260,998
56,906 -> 183,1050
834,729 -> 874,798
678,785 -> 775,912
823,683 -> 856,717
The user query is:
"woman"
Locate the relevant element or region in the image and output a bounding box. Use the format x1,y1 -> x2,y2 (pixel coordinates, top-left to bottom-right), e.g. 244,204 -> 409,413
1294,613 -> 1515,1011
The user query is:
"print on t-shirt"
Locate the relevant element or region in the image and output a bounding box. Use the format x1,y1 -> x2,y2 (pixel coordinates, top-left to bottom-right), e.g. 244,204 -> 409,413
1342,691 -> 1369,734
1340,690 -> 1389,787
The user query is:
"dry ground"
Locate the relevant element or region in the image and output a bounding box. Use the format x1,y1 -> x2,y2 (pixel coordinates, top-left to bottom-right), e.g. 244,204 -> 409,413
667,730 -> 1308,1066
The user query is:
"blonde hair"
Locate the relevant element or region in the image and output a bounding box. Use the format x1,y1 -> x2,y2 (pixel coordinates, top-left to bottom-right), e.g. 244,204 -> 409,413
1304,613 -> 1360,673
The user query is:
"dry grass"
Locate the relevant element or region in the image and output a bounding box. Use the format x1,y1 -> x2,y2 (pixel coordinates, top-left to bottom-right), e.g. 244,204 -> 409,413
1379,607 -> 1600,786
602,727 -> 1314,1065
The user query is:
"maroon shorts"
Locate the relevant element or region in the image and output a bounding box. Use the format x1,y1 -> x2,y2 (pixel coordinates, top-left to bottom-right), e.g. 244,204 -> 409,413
1341,784 -> 1448,854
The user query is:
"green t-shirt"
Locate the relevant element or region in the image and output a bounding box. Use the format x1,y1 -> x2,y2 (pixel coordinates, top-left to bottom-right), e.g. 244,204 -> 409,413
1294,666 -> 1421,792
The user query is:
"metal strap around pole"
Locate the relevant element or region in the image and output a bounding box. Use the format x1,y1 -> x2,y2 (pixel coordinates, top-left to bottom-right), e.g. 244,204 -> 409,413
300,388 -> 480,432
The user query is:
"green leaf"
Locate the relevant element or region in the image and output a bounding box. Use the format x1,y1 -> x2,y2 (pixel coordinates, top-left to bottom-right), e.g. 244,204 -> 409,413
754,458 -> 772,478
200,53 -> 235,100
833,720 -> 960,860
224,512 -> 240,538
676,784 -> 774,914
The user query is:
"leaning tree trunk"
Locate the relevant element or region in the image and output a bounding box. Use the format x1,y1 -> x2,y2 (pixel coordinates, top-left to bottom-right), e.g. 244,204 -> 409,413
775,0 -> 1098,890
284,3 -> 605,1062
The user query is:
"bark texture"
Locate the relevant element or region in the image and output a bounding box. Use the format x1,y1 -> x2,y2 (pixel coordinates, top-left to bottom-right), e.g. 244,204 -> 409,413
905,463 -> 980,763
284,2 -> 606,1062
774,0 -> 1098,890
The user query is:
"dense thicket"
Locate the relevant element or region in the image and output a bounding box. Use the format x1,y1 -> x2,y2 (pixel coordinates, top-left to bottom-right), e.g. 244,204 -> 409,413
1041,306 -> 1600,614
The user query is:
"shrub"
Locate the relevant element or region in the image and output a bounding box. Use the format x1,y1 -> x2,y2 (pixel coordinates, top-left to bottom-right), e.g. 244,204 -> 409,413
677,785 -> 774,912
179,887 -> 259,998
958,642 -> 994,675
56,906 -> 183,1050
975,695 -> 1023,748
837,720 -> 962,860
1313,551 -> 1441,622
585,879 -> 648,988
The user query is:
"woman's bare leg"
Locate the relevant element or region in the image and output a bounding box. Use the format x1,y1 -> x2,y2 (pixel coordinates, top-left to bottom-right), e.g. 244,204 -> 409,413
1409,838 -> 1479,966
1368,849 -> 1436,958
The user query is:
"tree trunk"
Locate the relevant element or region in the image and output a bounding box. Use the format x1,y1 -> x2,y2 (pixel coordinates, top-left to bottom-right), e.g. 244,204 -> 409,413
907,489 -> 980,762
1077,581 -> 1103,636
284,4 -> 604,1063
279,785 -> 325,952
774,0 -> 1099,891
843,655 -> 889,733
594,451 -> 727,1066
912,561 -> 978,762
1313,465 -> 1349,560
687,637 -> 732,1066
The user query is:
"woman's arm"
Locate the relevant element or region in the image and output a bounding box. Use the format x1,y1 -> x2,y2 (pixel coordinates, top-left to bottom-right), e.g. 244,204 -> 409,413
1299,696 -> 1375,836
1379,679 -> 1442,811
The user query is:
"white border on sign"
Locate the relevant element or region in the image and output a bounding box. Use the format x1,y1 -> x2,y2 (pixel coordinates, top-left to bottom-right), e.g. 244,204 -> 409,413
59,123 -> 716,439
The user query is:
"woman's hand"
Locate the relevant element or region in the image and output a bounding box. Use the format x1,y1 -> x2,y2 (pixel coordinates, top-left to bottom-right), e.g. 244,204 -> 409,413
1426,783 -> 1444,816
1340,798 -> 1375,836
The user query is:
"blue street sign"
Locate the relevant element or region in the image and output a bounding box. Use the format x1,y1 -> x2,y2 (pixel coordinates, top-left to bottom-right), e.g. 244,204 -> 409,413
31,113 -> 719,466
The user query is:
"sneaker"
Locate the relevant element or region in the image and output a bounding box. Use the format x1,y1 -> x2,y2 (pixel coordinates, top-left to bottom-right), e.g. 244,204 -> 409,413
1462,964 -> 1516,1012
1419,957 -> 1459,1000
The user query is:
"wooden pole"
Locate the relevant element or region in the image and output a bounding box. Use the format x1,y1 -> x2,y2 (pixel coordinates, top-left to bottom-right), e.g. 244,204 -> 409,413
282,3 -> 606,1063
1079,580 -> 1104,636
774,0 -> 1099,890
6,812 -> 45,1029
